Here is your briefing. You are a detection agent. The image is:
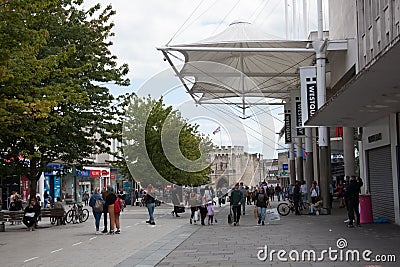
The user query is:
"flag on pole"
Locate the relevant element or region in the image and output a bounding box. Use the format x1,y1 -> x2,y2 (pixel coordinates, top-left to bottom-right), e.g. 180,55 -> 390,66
213,126 -> 221,135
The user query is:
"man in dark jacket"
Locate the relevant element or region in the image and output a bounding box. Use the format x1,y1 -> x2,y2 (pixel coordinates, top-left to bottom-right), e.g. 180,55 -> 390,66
23,197 -> 41,231
345,176 -> 363,227
293,181 -> 302,215
230,183 -> 243,226
171,185 -> 181,217
101,188 -> 109,233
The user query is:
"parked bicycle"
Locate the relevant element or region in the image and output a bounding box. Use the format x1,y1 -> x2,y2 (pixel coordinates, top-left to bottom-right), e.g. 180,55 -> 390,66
277,199 -> 310,216
65,202 -> 89,224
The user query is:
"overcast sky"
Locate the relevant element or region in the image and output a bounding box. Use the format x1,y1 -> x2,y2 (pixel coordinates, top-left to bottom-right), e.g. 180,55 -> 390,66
82,0 -> 329,158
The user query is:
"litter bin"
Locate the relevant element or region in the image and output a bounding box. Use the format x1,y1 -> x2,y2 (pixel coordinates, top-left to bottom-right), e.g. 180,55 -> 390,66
359,194 -> 373,224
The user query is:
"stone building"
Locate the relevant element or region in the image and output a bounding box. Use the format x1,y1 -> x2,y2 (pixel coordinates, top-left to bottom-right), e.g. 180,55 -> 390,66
208,146 -> 261,189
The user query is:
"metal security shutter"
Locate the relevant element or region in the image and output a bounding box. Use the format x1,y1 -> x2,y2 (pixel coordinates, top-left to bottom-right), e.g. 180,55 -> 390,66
367,145 -> 395,222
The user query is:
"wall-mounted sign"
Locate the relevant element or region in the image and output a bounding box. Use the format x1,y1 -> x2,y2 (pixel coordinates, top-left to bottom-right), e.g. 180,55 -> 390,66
77,170 -> 90,177
368,133 -> 382,143
90,170 -> 101,177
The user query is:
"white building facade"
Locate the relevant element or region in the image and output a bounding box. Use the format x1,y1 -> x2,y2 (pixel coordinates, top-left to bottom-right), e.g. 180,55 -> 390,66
309,0 -> 400,224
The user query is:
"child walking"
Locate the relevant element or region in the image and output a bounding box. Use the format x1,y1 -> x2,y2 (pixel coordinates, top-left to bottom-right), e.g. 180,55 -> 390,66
207,201 -> 215,225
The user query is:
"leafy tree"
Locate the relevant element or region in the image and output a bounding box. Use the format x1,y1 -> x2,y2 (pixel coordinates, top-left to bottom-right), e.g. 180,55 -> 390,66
113,94 -> 213,189
0,0 -> 129,197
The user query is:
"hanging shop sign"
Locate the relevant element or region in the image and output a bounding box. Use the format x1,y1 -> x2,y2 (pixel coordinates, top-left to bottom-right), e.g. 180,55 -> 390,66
284,102 -> 292,144
291,89 -> 305,137
300,66 -> 318,125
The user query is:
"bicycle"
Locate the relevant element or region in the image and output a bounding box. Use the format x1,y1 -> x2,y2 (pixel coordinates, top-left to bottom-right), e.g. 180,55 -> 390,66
277,198 -> 310,216
65,202 -> 89,223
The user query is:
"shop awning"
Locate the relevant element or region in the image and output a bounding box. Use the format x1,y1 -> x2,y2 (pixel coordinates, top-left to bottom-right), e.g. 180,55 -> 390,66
306,38 -> 400,127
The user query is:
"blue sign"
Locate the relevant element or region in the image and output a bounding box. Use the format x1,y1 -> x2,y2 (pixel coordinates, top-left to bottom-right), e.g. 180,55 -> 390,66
123,181 -> 132,205
44,176 -> 51,193
44,163 -> 63,175
54,176 -> 61,198
77,170 -> 90,178
282,164 -> 288,170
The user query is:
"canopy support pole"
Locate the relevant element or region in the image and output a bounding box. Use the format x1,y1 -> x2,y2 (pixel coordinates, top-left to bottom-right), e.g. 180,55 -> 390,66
161,51 -> 198,104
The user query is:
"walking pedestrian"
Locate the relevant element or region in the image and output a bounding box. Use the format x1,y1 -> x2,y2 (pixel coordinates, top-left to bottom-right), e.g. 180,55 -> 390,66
246,187 -> 252,205
255,186 -> 269,225
89,187 -> 105,234
144,184 -> 156,225
171,185 -> 181,217
310,181 -> 320,204
105,187 -> 118,235
240,182 -> 246,215
101,188 -> 109,233
189,190 -> 199,224
293,181 -> 302,215
230,183 -> 243,226
199,189 -> 208,226
337,180 -> 345,208
275,184 -> 282,202
83,191 -> 89,206
114,194 -> 122,234
281,187 -> 287,201
269,185 -> 275,201
207,201 -> 215,225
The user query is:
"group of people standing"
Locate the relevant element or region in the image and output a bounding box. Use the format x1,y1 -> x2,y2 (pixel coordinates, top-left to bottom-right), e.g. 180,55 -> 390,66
188,187 -> 216,226
89,187 -> 125,235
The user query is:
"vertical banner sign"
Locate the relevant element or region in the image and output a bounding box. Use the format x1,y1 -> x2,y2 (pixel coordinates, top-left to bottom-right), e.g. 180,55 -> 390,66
284,102 -> 292,144
291,89 -> 305,137
300,66 -> 318,125
54,176 -> 61,198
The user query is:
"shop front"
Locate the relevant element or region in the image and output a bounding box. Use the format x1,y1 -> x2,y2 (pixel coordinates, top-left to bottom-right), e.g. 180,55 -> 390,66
44,163 -> 62,201
77,167 -> 111,194
362,116 -> 399,223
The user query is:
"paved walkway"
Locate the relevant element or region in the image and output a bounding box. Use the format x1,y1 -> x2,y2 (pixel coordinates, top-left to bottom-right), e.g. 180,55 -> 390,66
120,201 -> 400,267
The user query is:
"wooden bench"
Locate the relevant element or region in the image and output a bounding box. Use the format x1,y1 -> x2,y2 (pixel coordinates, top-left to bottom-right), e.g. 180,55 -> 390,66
0,212 -> 5,232
40,208 -> 65,225
0,211 -> 25,232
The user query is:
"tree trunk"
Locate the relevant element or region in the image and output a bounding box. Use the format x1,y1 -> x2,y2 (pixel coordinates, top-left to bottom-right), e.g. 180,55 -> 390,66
29,177 -> 39,200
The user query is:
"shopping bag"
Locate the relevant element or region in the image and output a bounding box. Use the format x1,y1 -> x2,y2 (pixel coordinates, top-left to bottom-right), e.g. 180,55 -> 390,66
194,210 -> 199,221
266,208 -> 281,222
176,206 -> 185,213
228,213 -> 233,224
253,206 -> 258,219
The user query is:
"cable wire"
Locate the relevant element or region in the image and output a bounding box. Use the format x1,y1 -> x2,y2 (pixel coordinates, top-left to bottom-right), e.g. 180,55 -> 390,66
166,0 -> 205,46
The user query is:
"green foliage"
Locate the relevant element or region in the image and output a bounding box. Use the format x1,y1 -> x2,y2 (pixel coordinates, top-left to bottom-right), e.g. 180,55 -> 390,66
0,0 -> 129,196
113,94 -> 213,188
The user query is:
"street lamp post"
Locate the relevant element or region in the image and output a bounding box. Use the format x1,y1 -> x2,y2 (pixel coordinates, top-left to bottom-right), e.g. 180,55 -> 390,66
72,165 -> 77,202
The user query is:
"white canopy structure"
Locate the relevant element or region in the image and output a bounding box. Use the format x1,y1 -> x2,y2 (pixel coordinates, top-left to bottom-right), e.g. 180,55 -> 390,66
158,21 -> 317,109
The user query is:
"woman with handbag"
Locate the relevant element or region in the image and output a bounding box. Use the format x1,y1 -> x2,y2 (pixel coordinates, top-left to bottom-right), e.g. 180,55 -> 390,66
189,190 -> 199,224
144,184 -> 156,225
255,186 -> 269,226
89,187 -> 105,235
